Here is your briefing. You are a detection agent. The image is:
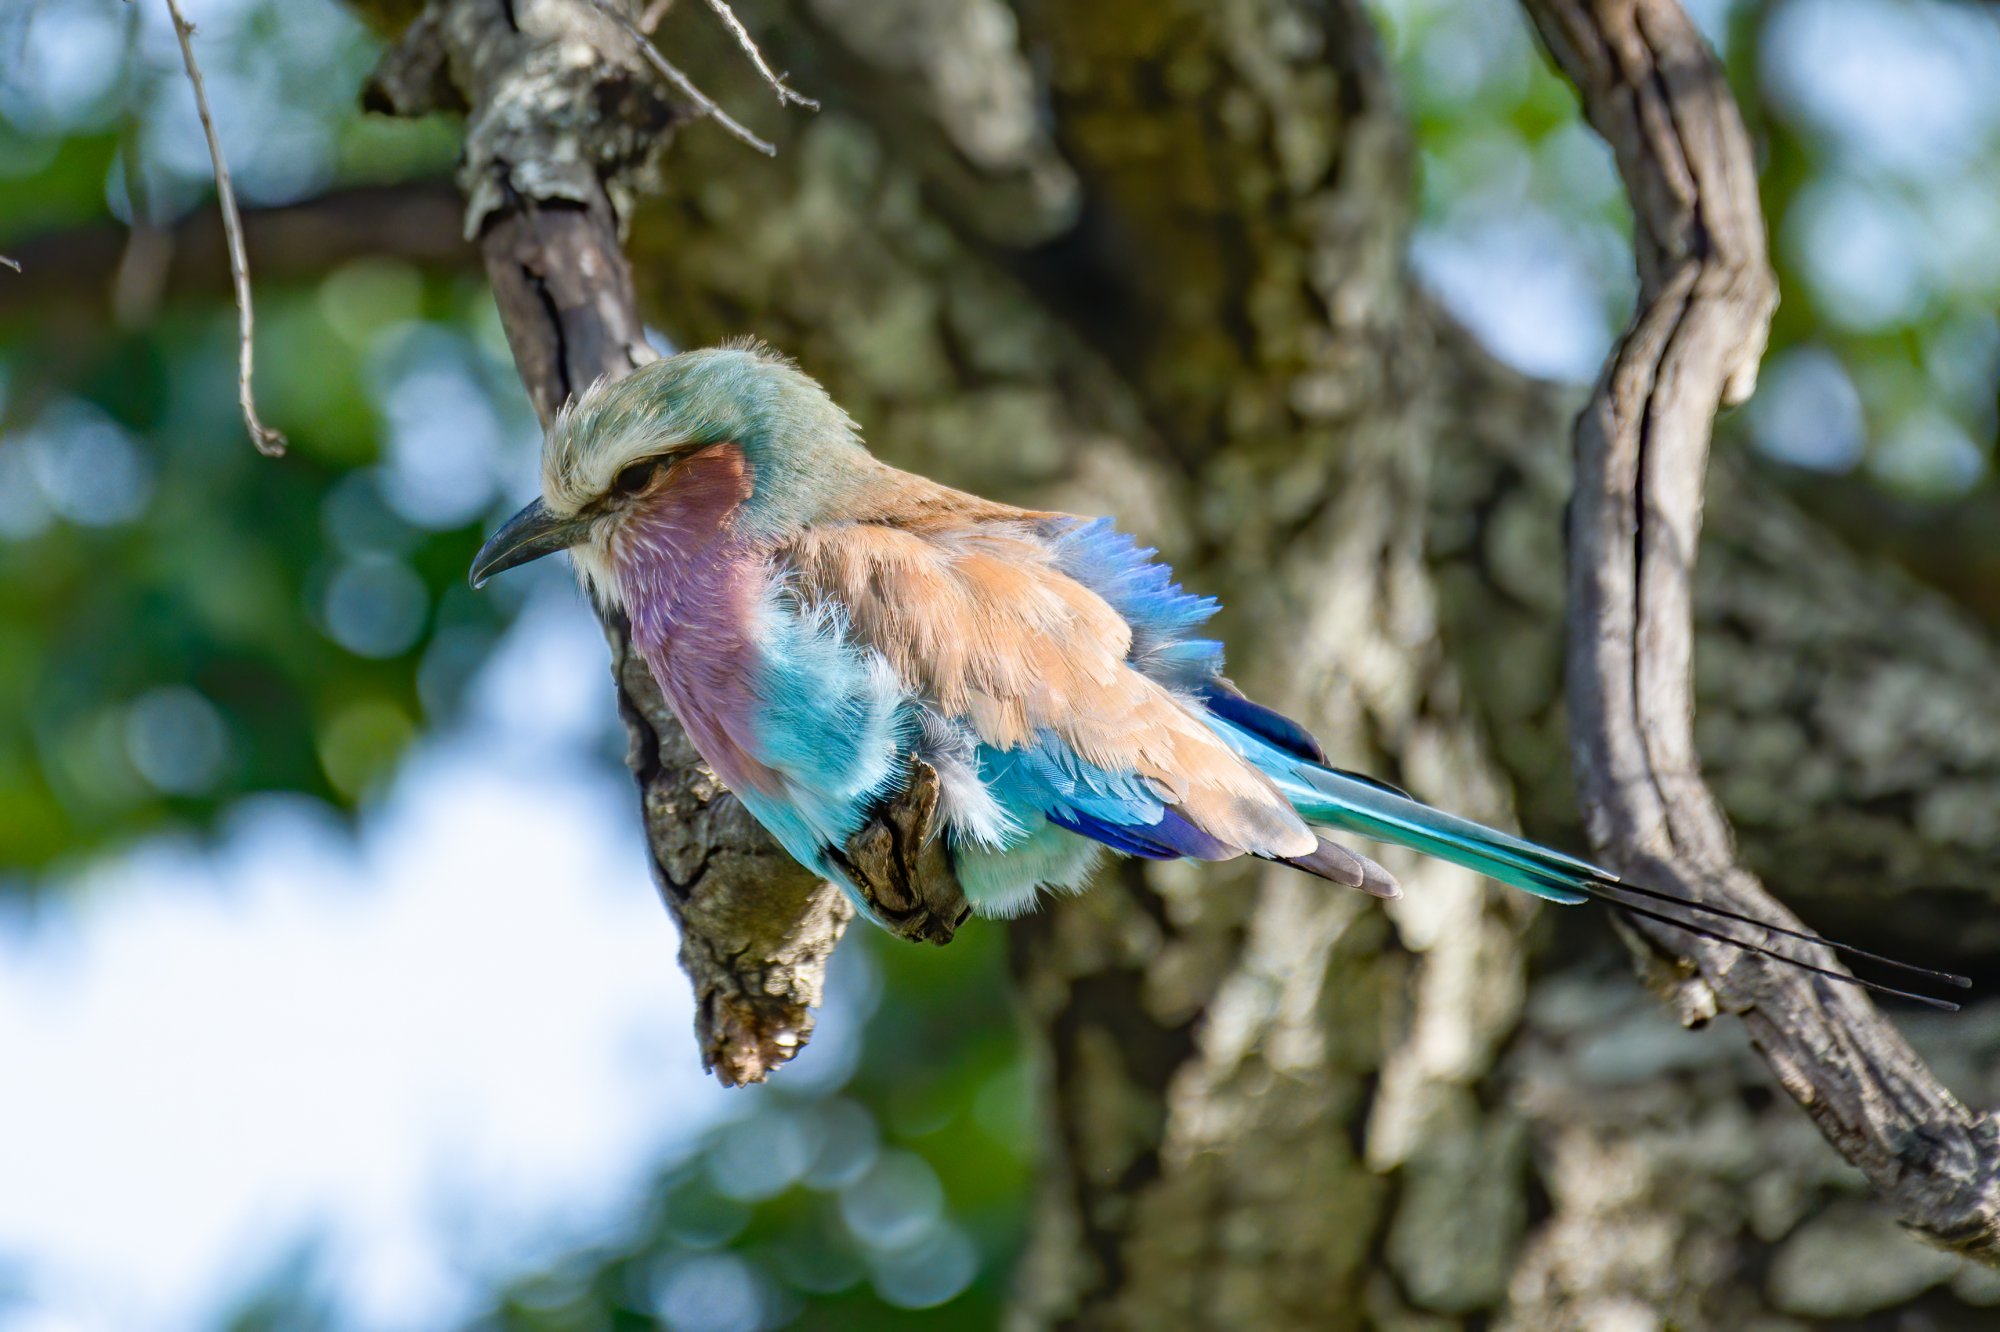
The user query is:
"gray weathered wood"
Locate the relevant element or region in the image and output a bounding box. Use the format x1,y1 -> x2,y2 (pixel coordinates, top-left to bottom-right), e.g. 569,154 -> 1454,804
1521,0 -> 2000,1261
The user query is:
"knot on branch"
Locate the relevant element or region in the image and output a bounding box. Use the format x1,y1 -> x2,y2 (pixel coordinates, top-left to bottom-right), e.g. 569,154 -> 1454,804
360,13 -> 464,118
684,913 -> 851,1085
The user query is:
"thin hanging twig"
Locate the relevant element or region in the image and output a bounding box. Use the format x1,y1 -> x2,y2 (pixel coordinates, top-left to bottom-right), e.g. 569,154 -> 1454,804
638,0 -> 674,34
584,0 -> 777,156
699,0 -> 817,109
0,255 -> 19,273
162,0 -> 285,457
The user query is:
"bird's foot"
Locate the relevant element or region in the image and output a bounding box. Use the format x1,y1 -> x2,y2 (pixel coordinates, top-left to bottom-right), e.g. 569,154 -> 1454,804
828,758 -> 971,946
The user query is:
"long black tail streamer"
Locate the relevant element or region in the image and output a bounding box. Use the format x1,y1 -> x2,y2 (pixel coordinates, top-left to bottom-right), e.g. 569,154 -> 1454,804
1503,855 -> 1969,1010
1575,875 -> 1969,1012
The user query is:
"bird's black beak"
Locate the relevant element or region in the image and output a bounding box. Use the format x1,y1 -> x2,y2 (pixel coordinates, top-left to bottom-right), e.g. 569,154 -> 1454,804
469,498 -> 589,588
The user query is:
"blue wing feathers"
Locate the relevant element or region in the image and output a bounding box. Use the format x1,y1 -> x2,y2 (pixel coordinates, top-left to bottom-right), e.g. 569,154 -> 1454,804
979,733 -> 1165,828
1047,807 -> 1236,861
1197,681 -> 1328,764
1196,683 -> 1414,799
744,513 -> 1607,920
1047,517 -> 1226,686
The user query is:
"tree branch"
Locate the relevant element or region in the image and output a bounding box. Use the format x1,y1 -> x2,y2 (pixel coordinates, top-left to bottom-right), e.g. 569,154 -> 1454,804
1426,324 -> 2000,956
364,0 -> 962,1085
528,0 -> 2000,1302
400,0 -> 2000,1303
1521,0 -> 2000,1259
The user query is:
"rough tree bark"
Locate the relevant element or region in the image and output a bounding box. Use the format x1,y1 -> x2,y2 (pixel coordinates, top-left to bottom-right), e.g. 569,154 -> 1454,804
350,0 -> 2000,1324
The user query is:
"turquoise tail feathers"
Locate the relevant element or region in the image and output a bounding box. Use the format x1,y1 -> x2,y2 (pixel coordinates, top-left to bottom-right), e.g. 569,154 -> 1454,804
1274,760 -> 1972,1009
1198,683 -> 1599,904
1204,710 -> 1970,1009
1272,756 -> 1976,1008
1274,765 -> 1596,906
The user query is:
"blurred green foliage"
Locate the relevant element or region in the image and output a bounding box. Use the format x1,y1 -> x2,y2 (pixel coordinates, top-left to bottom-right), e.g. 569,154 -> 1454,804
1381,0 -> 2000,495
475,928 -> 1033,1331
0,271 -> 535,874
0,2 -> 515,879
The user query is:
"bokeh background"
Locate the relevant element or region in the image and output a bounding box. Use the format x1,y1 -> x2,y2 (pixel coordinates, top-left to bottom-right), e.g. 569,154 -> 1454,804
1,0 -> 1996,1328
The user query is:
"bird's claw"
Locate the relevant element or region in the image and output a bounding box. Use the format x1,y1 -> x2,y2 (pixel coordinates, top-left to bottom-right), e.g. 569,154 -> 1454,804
827,757 -> 970,946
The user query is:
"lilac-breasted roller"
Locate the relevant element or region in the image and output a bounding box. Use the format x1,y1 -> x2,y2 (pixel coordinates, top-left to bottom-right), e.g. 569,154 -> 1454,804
472,342 -> 1964,1009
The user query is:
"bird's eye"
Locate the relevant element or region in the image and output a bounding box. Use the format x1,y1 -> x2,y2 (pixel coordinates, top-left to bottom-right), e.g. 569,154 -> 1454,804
612,461 -> 656,496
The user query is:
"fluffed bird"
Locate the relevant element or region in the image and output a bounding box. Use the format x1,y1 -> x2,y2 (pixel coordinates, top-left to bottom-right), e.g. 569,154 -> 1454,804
472,341 -> 1967,1009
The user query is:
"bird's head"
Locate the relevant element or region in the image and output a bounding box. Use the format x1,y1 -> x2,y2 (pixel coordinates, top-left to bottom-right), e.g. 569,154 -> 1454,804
468,341 -> 869,605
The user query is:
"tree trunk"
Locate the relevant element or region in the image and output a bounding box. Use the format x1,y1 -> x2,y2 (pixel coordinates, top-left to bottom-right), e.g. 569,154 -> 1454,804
365,0 -> 2000,1324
